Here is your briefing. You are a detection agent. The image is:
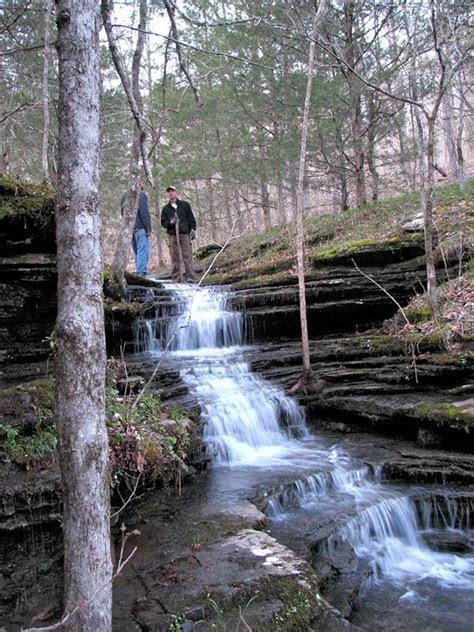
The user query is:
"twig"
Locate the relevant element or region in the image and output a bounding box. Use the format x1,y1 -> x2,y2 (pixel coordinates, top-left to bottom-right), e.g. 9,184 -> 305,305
111,472 -> 142,520
352,259 -> 411,325
352,259 -> 418,383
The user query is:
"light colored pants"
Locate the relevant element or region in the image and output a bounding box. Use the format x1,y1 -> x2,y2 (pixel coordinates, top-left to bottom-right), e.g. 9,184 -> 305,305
168,233 -> 194,282
132,228 -> 149,275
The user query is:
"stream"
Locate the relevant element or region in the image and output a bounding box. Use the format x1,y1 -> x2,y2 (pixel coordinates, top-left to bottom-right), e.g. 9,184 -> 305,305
131,282 -> 474,630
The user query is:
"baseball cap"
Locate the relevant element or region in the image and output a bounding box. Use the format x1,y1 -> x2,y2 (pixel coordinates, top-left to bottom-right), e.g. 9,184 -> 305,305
166,185 -> 177,192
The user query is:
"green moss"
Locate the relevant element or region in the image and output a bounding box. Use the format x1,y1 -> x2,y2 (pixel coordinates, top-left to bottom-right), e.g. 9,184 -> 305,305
405,305 -> 432,324
104,299 -> 143,317
0,171 -> 55,226
467,258 -> 474,279
413,402 -> 473,428
197,574 -> 322,632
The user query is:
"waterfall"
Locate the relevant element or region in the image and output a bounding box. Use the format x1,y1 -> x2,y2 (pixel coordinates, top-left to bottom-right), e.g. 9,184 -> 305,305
143,283 -> 307,465
266,465 -> 370,517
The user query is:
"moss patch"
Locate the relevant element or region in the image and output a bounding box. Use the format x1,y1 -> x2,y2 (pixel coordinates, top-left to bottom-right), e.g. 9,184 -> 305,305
413,402 -> 474,430
0,171 -> 55,226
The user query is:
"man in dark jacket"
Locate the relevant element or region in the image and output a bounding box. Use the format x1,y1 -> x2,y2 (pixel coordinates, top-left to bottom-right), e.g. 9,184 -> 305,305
161,186 -> 196,282
121,179 -> 152,276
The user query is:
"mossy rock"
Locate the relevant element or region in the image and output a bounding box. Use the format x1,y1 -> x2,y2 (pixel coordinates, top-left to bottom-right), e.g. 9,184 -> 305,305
0,172 -> 56,255
412,401 -> 474,431
0,171 -> 55,224
312,234 -> 425,267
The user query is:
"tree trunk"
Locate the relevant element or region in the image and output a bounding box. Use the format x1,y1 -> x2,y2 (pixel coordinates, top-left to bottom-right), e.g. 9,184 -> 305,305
295,11 -> 320,376
367,92 -> 379,201
414,108 -> 440,322
110,0 -> 148,292
261,178 -> 271,232
206,177 -> 218,242
111,129 -> 141,293
272,119 -> 286,225
41,0 -> 52,183
425,115 -> 441,321
455,81 -> 465,192
55,2 -> 112,629
442,88 -> 458,177
343,0 -> 366,207
154,199 -> 166,267
334,123 -> 350,210
102,0 -> 153,184
395,116 -> 412,190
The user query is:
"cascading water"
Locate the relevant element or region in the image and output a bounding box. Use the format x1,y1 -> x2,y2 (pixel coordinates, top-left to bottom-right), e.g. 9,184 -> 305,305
142,283 -> 307,465
137,281 -> 474,626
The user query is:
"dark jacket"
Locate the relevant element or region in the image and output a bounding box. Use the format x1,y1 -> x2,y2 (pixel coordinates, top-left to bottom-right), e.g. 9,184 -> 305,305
161,199 -> 196,235
121,190 -> 151,234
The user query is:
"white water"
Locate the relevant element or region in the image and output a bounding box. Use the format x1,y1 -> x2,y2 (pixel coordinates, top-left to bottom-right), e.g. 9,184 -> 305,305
140,283 -> 308,466
139,282 -> 474,603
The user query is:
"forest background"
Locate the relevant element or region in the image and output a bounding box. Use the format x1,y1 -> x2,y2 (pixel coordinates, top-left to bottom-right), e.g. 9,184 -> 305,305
1,0 -> 472,269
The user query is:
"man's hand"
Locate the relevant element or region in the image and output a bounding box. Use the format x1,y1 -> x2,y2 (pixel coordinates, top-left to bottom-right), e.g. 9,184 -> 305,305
190,229 -> 196,240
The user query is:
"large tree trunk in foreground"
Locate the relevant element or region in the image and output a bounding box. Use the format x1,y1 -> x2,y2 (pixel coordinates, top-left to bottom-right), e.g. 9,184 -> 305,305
55,1 -> 112,629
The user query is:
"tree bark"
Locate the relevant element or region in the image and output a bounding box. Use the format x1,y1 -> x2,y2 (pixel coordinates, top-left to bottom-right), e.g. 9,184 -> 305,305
273,119 -> 286,225
102,0 -> 153,185
442,88 -> 458,177
343,0 -> 366,207
455,78 -> 465,192
55,1 -> 112,630
206,177 -> 218,242
367,92 -> 380,201
295,9 -> 321,375
41,0 -> 52,183
415,109 -> 440,321
261,178 -> 271,232
111,129 -> 141,292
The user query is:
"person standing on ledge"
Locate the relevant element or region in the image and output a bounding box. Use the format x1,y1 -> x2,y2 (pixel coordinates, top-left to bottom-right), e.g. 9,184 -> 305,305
121,178 -> 152,276
161,185 -> 196,283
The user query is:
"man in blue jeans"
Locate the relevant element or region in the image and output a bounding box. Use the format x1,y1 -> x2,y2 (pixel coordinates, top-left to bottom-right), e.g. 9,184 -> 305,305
121,179 -> 152,276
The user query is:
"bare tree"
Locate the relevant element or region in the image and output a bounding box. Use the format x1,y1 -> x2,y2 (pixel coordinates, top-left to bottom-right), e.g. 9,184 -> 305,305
54,1 -> 112,629
294,2 -> 326,378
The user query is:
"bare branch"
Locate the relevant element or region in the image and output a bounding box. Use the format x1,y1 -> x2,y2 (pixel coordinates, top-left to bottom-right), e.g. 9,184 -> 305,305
0,101 -> 40,124
112,24 -> 282,72
101,0 -> 154,186
0,1 -> 32,35
163,0 -> 202,107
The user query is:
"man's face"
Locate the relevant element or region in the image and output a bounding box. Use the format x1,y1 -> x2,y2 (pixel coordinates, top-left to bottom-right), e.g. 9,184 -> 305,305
167,189 -> 177,203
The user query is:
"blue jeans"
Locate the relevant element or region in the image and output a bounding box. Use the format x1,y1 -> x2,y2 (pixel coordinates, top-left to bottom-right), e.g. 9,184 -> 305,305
132,228 -> 149,275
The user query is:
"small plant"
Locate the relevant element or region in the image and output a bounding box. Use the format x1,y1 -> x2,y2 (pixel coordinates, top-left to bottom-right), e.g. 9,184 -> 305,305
1,423 -> 57,468
1,424 -> 21,458
169,405 -> 186,422
169,613 -> 185,632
